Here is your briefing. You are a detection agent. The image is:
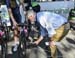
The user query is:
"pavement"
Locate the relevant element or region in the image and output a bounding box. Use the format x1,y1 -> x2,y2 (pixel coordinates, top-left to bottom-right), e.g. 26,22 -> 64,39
0,29 -> 75,58
57,29 -> 75,58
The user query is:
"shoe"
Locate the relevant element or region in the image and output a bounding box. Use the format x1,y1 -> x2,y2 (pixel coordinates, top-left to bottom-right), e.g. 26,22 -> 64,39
12,44 -> 18,52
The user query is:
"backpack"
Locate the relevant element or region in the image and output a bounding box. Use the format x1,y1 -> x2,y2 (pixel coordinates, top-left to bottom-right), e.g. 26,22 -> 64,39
31,2 -> 40,13
69,9 -> 75,20
68,9 -> 75,29
24,2 -> 40,12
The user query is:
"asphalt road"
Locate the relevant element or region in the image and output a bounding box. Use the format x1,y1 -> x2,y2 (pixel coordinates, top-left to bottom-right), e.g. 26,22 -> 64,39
0,29 -> 75,58
57,29 -> 75,58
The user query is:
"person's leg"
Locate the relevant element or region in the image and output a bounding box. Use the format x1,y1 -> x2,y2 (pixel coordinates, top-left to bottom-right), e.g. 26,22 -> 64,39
14,28 -> 19,45
13,13 -> 21,44
12,13 -> 21,51
12,27 -> 19,52
50,25 -> 65,58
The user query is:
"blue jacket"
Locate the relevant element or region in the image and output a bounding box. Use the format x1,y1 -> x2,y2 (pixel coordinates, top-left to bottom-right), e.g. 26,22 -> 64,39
37,11 -> 67,37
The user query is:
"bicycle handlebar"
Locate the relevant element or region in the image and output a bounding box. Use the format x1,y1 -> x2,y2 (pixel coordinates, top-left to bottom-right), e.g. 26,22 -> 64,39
17,23 -> 28,27
26,42 -> 37,48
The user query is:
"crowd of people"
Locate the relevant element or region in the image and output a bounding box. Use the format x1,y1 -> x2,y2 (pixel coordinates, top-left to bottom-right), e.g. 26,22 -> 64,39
0,0 -> 69,58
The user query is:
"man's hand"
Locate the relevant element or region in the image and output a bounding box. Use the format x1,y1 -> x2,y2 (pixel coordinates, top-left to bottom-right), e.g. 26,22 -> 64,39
33,36 -> 43,45
13,21 -> 18,27
50,41 -> 56,47
34,40 -> 39,45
